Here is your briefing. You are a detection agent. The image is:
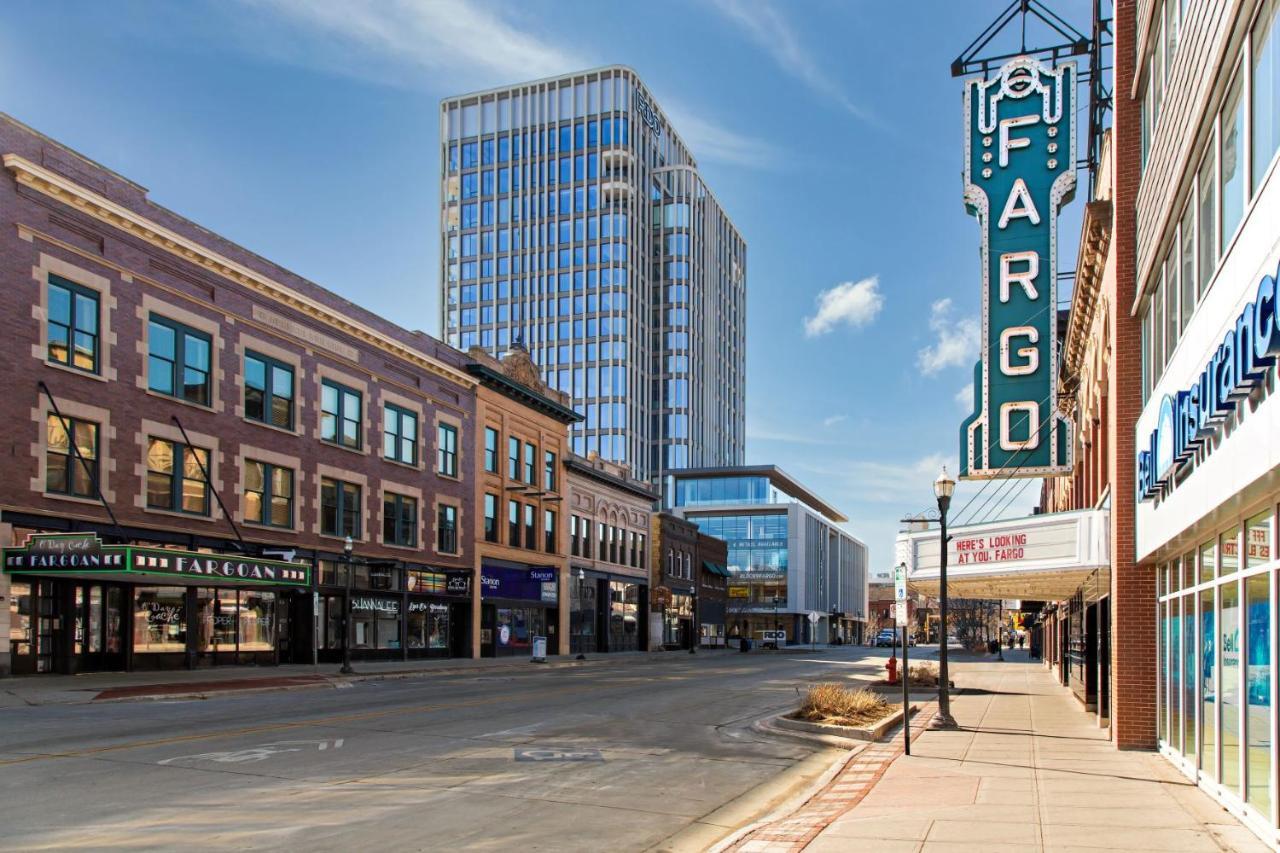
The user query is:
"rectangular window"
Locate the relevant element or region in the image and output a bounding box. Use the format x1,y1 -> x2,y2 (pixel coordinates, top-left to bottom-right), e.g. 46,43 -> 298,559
545,509 -> 557,553
437,423 -> 458,476
582,519 -> 592,558
45,413 -> 98,498
321,477 -> 362,538
244,352 -> 294,429
1197,148 -> 1218,296
524,503 -> 536,550
383,405 -> 418,465
524,442 -> 536,483
502,497 -> 521,548
484,493 -> 499,542
1221,69 -> 1246,251
321,380 -> 362,450
383,492 -> 418,547
1179,204 -> 1194,333
1246,571 -> 1272,814
244,459 -> 293,527
570,515 -> 579,556
437,504 -> 458,553
46,276 -> 99,373
484,427 -> 499,473
146,437 -> 209,515
148,315 -> 211,405
508,436 -> 520,480
543,450 -> 556,491
1253,0 -> 1280,194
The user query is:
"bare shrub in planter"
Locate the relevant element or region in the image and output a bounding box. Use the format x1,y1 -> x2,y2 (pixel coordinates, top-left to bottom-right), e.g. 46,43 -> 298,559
793,683 -> 892,727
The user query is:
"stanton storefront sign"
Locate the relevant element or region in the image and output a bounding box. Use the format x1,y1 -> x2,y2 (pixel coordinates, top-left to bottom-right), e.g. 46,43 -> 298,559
2,533 -> 310,587
1137,261 -> 1280,500
960,56 -> 1076,479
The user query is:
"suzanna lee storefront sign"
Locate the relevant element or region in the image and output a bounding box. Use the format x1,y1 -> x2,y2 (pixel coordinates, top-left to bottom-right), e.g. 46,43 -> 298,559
2,533 -> 310,587
1137,261 -> 1280,501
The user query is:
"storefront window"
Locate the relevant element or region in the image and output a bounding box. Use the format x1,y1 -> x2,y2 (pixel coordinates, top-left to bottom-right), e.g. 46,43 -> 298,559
352,597 -> 400,650
1222,581 -> 1242,793
9,581 -> 32,657
1159,597 -> 1169,743
407,602 -> 449,651
240,591 -> 275,651
1200,540 -> 1216,584
1222,527 -> 1240,576
1171,597 -> 1183,751
1246,572 -> 1272,815
496,607 -> 543,653
407,570 -> 446,594
1246,512 -> 1273,567
1202,587 -> 1216,778
134,587 -> 186,653
1183,593 -> 1197,760
609,581 -> 639,652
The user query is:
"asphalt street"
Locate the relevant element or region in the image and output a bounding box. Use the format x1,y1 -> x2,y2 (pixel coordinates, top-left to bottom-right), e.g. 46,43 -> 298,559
0,646 -> 891,851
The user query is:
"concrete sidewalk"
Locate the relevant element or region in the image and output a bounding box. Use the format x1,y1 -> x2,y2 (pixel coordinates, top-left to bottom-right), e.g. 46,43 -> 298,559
804,653 -> 1267,852
0,647 -> 715,707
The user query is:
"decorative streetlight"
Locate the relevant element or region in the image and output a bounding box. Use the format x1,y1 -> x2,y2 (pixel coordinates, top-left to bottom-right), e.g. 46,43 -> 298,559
932,467 -> 958,729
575,568 -> 587,660
339,535 -> 355,675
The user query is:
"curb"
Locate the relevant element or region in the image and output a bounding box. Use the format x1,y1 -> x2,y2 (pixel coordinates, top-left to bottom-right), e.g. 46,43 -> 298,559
770,704 -> 919,742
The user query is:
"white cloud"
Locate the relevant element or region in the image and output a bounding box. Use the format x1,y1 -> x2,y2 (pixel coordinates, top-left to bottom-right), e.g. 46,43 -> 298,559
803,276 -> 884,337
955,384 -> 974,411
239,0 -> 777,169
822,414 -> 848,428
242,0 -> 584,85
707,0 -> 875,124
917,298 -> 980,375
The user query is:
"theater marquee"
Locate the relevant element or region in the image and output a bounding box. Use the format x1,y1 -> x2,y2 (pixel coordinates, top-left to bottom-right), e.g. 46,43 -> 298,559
960,56 -> 1076,479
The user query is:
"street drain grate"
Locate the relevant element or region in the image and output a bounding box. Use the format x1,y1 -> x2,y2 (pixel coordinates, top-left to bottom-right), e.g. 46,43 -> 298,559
514,747 -> 604,762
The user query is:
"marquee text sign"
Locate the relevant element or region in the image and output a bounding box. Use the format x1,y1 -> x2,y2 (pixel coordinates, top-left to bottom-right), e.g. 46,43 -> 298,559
910,516 -> 1080,575
960,57 -> 1076,479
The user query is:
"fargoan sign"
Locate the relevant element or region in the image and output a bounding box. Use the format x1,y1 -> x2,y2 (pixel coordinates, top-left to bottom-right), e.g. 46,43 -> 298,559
960,56 -> 1076,479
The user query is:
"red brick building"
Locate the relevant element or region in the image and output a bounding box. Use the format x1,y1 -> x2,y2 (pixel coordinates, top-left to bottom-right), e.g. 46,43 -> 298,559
0,115 -> 484,673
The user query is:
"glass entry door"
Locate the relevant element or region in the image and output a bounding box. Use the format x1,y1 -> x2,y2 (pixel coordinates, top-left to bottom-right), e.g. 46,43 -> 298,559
72,583 -> 126,672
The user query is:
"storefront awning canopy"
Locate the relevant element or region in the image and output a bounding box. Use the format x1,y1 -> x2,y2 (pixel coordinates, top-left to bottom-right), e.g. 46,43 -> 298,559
2,533 -> 310,588
702,560 -> 730,577
900,508 -> 1110,601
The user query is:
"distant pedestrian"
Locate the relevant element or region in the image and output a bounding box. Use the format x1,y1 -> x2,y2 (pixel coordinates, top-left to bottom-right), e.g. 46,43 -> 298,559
1018,634 -> 1024,650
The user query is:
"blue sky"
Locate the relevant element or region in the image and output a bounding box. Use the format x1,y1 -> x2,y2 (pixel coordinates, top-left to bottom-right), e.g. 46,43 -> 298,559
0,0 -> 1090,571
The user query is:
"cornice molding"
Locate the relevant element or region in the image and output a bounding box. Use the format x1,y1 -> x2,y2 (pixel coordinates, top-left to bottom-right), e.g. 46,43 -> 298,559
4,154 -> 476,391
1060,199 -> 1113,412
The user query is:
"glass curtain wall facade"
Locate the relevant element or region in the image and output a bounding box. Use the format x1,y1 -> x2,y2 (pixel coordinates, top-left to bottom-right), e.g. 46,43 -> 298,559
440,66 -> 746,481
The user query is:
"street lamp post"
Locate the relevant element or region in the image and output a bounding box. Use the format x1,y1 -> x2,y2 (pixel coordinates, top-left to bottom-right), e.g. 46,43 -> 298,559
575,568 -> 587,660
339,535 -> 355,676
932,468 -> 957,729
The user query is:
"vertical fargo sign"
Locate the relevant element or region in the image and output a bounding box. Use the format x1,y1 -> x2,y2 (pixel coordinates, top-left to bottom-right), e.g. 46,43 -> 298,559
960,57 -> 1075,479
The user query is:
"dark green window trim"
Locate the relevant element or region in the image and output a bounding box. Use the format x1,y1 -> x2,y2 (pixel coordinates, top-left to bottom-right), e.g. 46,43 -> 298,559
46,275 -> 100,374
146,437 -> 210,516
384,404 -> 418,465
148,314 -> 212,406
383,492 -> 418,547
321,379 -> 362,450
245,351 -> 295,430
245,459 -> 294,528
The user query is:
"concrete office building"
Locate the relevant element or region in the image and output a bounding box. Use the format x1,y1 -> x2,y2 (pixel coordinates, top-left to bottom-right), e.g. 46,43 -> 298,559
439,66 -> 747,483
664,466 -> 869,644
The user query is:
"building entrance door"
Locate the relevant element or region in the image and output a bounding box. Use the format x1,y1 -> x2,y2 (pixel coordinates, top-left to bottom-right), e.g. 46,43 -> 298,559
72,582 -> 126,672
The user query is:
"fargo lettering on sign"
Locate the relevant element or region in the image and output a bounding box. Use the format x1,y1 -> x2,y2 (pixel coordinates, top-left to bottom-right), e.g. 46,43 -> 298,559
960,57 -> 1076,480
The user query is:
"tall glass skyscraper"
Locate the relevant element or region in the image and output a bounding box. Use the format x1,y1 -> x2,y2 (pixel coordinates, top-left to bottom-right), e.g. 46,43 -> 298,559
439,66 -> 746,482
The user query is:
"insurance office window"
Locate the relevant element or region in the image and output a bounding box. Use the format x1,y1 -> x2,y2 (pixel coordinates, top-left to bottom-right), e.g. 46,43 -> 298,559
1253,0 -> 1280,193
46,275 -> 99,373
1198,146 -> 1218,295
321,477 -> 361,538
148,315 -> 211,405
384,404 -> 418,465
321,380 -> 362,449
437,423 -> 458,476
45,413 -> 98,498
244,352 -> 294,429
1220,69 -> 1246,253
244,459 -> 293,527
437,504 -> 458,553
146,437 -> 209,515
383,493 -> 418,547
